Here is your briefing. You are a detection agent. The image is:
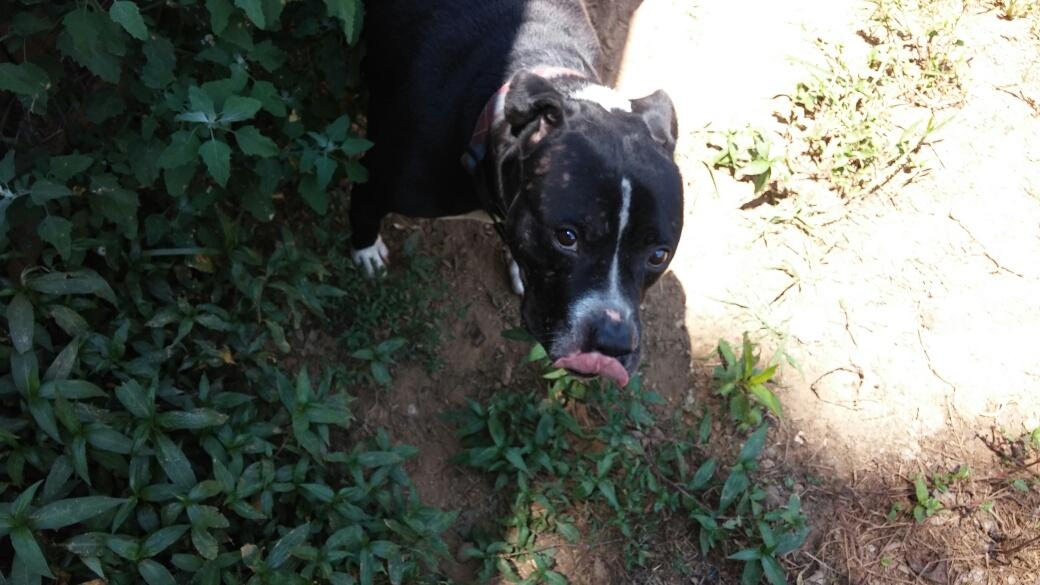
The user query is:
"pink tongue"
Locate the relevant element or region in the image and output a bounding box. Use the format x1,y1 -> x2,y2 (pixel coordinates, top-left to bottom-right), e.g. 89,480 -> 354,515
553,352 -> 630,387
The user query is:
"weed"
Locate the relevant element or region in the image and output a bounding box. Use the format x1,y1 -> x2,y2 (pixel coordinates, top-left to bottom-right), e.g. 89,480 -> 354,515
453,338 -> 808,584
784,37 -> 951,199
978,426 -> 1040,495
755,0 -> 964,200
864,0 -> 968,107
351,338 -> 407,386
897,465 -> 971,522
993,0 -> 1034,20
707,127 -> 787,196
714,333 -> 784,431
327,229 -> 448,375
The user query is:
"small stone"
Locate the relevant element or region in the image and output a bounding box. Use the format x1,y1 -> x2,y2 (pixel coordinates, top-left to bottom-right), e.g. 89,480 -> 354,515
794,431 -> 806,445
765,485 -> 784,507
682,389 -> 697,411
406,403 -> 419,417
761,458 -> 775,470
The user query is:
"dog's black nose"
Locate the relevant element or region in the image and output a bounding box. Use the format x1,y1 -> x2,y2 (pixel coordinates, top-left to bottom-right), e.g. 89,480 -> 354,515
589,314 -> 637,357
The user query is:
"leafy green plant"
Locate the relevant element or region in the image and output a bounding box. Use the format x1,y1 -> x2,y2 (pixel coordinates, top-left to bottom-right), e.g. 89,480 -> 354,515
911,475 -> 944,522
452,340 -> 808,584
332,231 -> 448,375
1,1 -> 460,583
351,337 -> 406,386
707,127 -> 786,196
907,465 -> 970,523
714,333 -> 783,431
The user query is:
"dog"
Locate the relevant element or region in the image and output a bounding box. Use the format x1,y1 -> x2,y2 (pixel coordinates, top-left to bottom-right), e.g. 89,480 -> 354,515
349,0 -> 684,387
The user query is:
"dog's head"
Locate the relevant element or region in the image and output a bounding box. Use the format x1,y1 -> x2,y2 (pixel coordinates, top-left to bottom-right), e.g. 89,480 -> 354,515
492,71 -> 684,386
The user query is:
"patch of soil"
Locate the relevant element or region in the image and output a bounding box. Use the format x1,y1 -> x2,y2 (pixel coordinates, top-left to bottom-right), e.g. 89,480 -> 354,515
367,214 -> 697,582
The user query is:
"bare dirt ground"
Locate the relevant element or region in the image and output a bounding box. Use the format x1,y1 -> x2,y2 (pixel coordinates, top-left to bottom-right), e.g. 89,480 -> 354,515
358,1 -> 1040,583
619,0 -> 1040,477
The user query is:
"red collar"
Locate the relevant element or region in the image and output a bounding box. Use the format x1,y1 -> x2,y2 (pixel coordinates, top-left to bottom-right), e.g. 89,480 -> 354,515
461,66 -> 586,173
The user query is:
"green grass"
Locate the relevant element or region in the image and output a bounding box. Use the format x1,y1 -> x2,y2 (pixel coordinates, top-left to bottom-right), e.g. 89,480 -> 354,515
786,39 -> 948,198
706,0 -> 964,201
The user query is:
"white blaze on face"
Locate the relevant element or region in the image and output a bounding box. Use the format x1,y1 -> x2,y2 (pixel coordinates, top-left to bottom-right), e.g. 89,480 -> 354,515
552,177 -> 635,356
609,178 -> 632,303
570,84 -> 633,113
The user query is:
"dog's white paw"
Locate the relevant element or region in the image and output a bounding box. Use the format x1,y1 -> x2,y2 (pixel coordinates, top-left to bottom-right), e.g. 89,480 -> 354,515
509,260 -> 525,297
351,236 -> 390,277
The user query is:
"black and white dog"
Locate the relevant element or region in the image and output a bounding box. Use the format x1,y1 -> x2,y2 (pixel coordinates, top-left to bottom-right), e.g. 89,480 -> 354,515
349,0 -> 684,387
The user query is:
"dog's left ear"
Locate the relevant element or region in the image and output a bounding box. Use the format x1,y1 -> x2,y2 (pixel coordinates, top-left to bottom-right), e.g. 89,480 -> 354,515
631,90 -> 678,153
504,71 -> 565,147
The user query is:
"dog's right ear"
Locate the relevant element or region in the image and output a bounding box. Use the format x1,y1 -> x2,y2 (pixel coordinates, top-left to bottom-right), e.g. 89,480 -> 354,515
631,89 -> 678,153
504,71 -> 564,146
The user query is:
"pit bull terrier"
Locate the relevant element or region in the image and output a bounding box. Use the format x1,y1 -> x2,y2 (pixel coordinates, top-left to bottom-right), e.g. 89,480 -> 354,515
350,0 -> 684,387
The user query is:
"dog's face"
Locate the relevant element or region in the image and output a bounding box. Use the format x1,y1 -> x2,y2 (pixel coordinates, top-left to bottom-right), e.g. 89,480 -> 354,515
495,72 -> 683,386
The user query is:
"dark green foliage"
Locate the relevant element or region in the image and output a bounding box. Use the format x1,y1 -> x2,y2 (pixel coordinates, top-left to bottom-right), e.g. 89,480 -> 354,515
1,1 -> 457,583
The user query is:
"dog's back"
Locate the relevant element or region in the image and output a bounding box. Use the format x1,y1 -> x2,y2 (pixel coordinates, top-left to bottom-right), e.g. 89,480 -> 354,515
358,1 -> 602,220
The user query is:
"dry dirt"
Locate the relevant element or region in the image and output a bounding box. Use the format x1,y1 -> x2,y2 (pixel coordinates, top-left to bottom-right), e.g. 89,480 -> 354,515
617,0 -> 1040,476
358,1 -> 1040,583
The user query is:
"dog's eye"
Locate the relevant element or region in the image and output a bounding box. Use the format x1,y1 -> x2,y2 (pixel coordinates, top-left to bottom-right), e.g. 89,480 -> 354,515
648,248 -> 670,267
555,228 -> 578,249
